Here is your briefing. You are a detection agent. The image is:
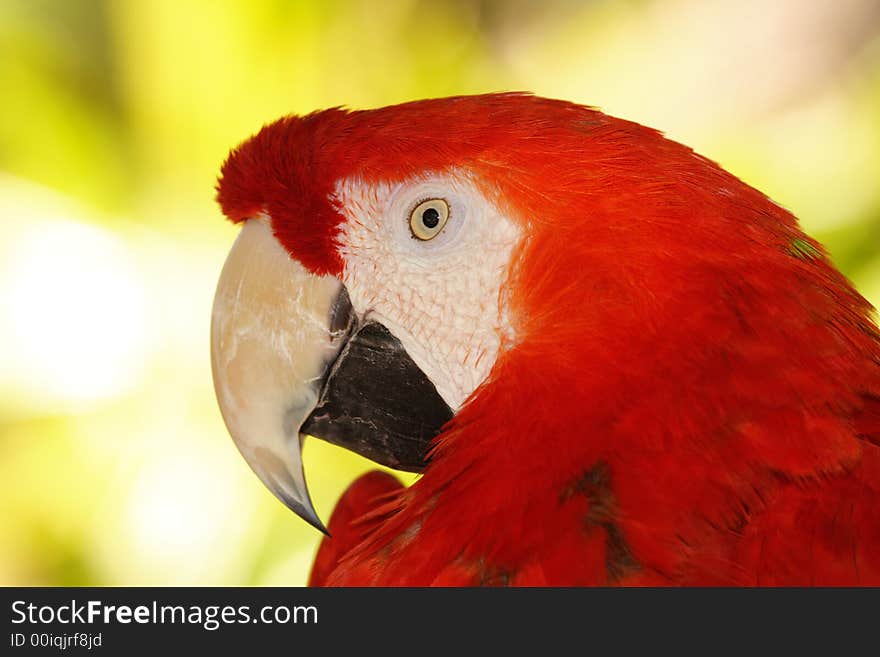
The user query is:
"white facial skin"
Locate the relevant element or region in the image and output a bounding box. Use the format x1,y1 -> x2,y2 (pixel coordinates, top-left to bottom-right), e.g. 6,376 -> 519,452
333,172 -> 522,410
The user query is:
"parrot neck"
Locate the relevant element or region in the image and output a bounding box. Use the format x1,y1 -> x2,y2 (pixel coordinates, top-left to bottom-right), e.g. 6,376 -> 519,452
359,270 -> 878,584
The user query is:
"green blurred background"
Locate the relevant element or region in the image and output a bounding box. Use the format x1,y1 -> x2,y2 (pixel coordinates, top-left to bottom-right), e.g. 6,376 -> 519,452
1,0 -> 879,585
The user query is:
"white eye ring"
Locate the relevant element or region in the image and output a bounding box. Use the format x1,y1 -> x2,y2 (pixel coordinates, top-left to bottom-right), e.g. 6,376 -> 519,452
409,198 -> 450,241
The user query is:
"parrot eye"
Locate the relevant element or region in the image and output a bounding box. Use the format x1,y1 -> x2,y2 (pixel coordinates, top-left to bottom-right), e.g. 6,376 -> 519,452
409,198 -> 450,240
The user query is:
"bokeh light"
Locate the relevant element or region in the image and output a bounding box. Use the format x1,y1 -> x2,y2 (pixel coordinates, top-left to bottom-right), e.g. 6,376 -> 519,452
1,179 -> 150,410
1,0 -> 878,585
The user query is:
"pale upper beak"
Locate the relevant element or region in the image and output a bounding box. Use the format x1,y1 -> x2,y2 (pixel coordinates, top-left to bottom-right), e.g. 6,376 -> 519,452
210,219 -> 345,532
211,219 -> 453,532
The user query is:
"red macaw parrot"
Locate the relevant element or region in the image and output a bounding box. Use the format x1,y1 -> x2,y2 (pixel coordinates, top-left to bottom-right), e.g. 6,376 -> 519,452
210,93 -> 880,586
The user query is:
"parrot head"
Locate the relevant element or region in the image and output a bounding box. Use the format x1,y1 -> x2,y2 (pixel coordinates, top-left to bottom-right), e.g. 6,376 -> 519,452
211,94 -> 535,530
211,93 -> 878,537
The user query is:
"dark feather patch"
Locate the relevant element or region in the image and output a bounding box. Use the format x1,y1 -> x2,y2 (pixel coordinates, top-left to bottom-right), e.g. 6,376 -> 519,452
565,461 -> 641,583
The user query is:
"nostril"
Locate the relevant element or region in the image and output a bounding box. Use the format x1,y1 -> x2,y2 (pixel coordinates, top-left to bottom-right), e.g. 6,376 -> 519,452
329,285 -> 355,338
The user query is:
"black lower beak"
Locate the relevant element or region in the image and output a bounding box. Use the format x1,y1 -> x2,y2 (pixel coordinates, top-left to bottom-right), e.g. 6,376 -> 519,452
302,312 -> 454,472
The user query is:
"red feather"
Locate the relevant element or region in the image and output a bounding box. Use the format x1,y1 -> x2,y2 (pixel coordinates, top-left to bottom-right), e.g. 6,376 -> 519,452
218,93 -> 880,586
309,471 -> 403,587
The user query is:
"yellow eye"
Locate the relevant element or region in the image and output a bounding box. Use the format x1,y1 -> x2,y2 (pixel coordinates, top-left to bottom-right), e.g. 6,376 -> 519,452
409,198 -> 450,241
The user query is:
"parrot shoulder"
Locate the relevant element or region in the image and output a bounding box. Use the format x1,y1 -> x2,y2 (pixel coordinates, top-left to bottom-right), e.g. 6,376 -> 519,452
308,470 -> 403,586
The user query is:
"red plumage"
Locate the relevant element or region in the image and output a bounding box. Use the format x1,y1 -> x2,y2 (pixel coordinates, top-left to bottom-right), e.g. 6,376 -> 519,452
218,93 -> 880,586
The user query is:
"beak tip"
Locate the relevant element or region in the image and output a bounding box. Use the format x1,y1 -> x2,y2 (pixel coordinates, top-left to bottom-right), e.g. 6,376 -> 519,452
300,508 -> 330,536
298,505 -> 330,536
270,483 -> 329,535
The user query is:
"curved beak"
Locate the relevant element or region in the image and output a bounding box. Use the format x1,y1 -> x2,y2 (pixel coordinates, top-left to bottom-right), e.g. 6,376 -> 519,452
210,219 -> 344,533
211,219 -> 453,532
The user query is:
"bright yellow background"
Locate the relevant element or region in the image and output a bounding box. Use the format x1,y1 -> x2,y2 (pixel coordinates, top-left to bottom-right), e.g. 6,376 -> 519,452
1,0 -> 879,585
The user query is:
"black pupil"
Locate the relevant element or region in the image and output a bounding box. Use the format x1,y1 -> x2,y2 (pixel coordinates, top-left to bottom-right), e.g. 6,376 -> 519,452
421,207 -> 440,229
